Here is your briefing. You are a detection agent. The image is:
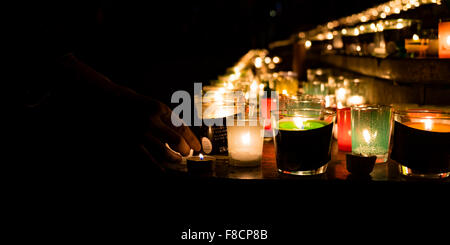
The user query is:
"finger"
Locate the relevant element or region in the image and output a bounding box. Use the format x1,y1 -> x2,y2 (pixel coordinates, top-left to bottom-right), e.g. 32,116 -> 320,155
170,124 -> 201,152
162,110 -> 201,152
149,118 -> 192,156
143,133 -> 182,163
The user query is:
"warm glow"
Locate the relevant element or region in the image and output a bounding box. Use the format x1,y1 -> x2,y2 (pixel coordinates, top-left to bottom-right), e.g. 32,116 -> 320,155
326,32 -> 333,40
447,36 -> 450,46
268,63 -> 276,69
325,95 -> 331,108
250,81 -> 258,91
245,92 -> 249,100
254,57 -> 263,68
337,101 -> 344,109
336,88 -> 347,101
354,28 -> 360,36
305,40 -> 312,49
412,34 -> 419,41
396,23 -> 404,29
199,153 -> 204,160
326,44 -> 333,50
259,84 -> 265,90
359,25 -> 365,31
380,12 -> 387,18
282,89 -> 288,95
214,92 -> 224,102
363,129 -> 371,144
347,95 -> 364,106
273,56 -> 280,64
227,82 -> 234,90
264,57 -> 271,64
293,117 -> 306,129
241,132 -> 251,145
423,119 -> 433,131
356,45 -> 362,52
341,29 -> 348,35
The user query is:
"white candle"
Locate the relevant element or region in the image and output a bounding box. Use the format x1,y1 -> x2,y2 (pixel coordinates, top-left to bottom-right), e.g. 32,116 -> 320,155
227,121 -> 264,167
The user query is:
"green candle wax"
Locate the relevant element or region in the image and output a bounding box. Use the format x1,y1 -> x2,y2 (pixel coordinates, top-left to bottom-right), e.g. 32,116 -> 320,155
279,120 -> 328,131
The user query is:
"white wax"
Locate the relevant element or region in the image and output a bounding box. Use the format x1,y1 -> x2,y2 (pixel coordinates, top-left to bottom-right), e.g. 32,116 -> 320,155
227,123 -> 264,167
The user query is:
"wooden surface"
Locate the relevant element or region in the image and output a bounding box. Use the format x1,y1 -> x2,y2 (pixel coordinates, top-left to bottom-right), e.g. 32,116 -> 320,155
165,139 -> 449,182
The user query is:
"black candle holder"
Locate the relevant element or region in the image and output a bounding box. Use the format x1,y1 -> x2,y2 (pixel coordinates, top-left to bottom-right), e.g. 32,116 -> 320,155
186,155 -> 215,175
346,154 -> 376,176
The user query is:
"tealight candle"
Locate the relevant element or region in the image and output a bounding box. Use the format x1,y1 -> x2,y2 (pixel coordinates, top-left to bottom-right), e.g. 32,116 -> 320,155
391,110 -> 450,178
351,105 -> 393,163
186,154 -> 215,174
227,119 -> 264,167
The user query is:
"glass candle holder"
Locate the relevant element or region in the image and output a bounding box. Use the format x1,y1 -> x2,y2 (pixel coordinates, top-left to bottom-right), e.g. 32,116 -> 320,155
273,98 -> 335,175
337,107 -> 352,152
351,105 -> 393,163
227,118 -> 264,167
391,109 -> 450,179
438,21 -> 450,59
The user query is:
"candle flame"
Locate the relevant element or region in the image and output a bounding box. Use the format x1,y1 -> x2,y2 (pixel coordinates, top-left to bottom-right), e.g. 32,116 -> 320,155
336,88 -> 347,101
325,95 -> 331,108
250,81 -> 258,91
199,153 -> 204,160
363,129 -> 371,144
347,95 -> 364,106
241,132 -> 251,145
412,34 -> 419,41
293,117 -> 306,130
363,129 -> 377,144
423,119 -> 433,131
282,89 -> 288,95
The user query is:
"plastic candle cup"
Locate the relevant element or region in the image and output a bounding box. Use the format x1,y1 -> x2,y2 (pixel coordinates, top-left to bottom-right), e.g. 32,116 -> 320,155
337,107 -> 352,151
274,98 -> 335,175
227,118 -> 264,167
351,105 -> 393,163
391,109 -> 450,179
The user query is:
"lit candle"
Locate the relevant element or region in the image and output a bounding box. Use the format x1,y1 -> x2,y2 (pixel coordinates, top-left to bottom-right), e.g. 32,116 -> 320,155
186,153 -> 215,174
351,105 -> 393,163
403,119 -> 450,133
227,119 -> 264,167
337,107 -> 352,151
439,21 -> 450,58
274,106 -> 336,176
391,109 -> 450,178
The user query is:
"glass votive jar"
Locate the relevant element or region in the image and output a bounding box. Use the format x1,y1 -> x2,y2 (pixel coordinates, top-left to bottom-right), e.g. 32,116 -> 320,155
227,118 -> 265,167
273,99 -> 336,175
337,107 -> 352,152
391,109 -> 450,179
351,105 -> 393,163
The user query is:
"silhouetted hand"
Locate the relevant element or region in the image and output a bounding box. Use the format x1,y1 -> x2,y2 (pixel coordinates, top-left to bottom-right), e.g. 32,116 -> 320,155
138,98 -> 201,168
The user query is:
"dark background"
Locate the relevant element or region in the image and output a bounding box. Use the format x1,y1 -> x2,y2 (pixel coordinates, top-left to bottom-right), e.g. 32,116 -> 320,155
32,0 -> 387,105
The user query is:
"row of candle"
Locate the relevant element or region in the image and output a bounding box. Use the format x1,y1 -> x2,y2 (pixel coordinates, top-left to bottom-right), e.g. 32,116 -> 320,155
191,94 -> 450,179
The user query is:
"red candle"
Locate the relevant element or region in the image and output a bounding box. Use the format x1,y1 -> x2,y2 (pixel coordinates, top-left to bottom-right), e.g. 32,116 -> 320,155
439,21 -> 450,58
337,107 -> 352,151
